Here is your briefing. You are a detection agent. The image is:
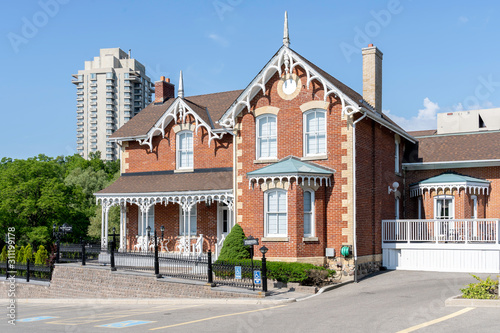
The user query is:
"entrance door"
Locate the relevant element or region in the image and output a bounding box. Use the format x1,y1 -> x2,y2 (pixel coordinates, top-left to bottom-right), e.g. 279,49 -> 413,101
217,203 -> 230,241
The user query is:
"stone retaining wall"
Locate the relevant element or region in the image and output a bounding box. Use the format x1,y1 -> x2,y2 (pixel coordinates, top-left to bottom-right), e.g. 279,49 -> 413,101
0,264 -> 263,299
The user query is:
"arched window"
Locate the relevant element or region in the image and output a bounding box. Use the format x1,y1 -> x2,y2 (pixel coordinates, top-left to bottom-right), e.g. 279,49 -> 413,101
303,109 -> 326,156
264,189 -> 287,237
303,190 -> 315,237
256,114 -> 277,159
176,131 -> 193,169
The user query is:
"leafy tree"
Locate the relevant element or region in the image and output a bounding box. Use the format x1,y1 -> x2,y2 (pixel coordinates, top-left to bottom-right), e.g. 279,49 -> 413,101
218,224 -> 250,261
34,245 -> 48,265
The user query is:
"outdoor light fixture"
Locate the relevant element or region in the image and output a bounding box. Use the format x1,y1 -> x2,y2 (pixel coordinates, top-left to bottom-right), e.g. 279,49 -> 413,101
146,226 -> 151,234
388,181 -> 399,194
160,225 -> 165,241
259,245 -> 268,255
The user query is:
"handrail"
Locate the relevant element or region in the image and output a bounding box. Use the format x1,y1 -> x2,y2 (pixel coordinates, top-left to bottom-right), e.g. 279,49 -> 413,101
382,219 -> 499,244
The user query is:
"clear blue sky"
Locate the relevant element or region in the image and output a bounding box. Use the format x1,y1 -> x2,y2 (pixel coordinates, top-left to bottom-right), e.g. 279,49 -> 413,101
1,0 -> 499,160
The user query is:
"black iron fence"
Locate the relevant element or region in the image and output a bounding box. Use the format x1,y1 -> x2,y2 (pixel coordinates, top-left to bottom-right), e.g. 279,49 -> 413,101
107,242 -> 267,292
213,259 -> 262,289
57,241 -> 101,264
1,259 -> 52,282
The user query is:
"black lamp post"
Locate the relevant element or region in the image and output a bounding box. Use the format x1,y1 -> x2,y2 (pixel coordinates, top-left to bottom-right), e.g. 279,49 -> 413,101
52,223 -> 73,263
154,227 -> 160,278
160,225 -> 165,242
259,245 -> 268,293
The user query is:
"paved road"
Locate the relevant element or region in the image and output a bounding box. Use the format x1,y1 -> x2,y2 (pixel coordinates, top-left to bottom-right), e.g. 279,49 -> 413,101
1,271 -> 498,332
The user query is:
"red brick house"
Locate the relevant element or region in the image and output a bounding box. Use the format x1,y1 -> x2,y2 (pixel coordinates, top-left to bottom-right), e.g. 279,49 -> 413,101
96,15 -> 499,275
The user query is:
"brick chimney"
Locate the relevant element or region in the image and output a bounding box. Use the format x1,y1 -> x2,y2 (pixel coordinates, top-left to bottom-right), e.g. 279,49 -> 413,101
154,76 -> 175,104
362,44 -> 383,113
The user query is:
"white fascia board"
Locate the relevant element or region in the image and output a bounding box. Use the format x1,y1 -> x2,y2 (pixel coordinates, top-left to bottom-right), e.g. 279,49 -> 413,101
362,110 -> 416,144
403,159 -> 500,170
94,189 -> 234,198
109,135 -> 146,143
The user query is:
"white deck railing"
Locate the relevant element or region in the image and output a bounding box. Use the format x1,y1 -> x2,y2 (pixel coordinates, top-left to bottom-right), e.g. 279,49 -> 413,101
382,219 -> 499,244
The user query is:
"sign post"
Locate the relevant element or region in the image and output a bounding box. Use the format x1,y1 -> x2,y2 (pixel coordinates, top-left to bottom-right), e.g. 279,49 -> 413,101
243,235 -> 259,291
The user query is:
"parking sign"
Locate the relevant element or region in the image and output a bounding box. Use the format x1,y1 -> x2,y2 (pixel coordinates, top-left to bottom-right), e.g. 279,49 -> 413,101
254,270 -> 261,284
235,266 -> 242,280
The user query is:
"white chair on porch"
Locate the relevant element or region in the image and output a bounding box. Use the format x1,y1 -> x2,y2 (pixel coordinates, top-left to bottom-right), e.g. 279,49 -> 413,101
134,236 -> 146,252
192,234 -> 203,255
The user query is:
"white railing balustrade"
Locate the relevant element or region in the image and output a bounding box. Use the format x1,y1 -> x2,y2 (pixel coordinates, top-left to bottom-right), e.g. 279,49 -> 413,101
382,219 -> 499,244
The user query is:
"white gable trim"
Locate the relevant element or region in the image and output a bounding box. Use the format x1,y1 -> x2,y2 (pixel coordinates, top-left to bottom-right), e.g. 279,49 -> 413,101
218,46 -> 360,128
134,98 -> 226,151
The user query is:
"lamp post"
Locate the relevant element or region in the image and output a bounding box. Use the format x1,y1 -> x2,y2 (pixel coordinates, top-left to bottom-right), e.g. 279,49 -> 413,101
259,245 -> 268,293
52,223 -> 73,264
154,227 -> 160,278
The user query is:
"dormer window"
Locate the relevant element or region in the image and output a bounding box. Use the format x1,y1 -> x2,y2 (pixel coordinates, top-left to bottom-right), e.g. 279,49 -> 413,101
176,131 -> 193,169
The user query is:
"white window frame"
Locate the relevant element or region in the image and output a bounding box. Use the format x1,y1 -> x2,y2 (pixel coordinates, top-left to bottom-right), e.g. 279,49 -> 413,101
434,195 -> 455,220
395,137 -> 400,174
303,109 -> 327,157
264,189 -> 288,237
471,195 -> 478,219
179,205 -> 197,236
303,189 -> 315,237
138,205 -> 155,236
176,130 -> 193,170
256,114 -> 277,160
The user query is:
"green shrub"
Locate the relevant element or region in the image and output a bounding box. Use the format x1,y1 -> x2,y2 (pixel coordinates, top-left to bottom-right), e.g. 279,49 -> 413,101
17,246 -> 25,263
461,275 -> 499,299
213,258 -> 335,284
218,224 -> 250,261
34,245 -> 49,266
23,244 -> 33,264
0,246 -> 7,262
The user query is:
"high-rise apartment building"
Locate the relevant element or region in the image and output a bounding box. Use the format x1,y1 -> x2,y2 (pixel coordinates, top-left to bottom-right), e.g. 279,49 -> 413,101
72,48 -> 153,161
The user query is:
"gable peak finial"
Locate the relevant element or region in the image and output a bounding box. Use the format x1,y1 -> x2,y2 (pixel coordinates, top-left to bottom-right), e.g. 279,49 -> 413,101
283,11 -> 290,47
178,70 -> 184,98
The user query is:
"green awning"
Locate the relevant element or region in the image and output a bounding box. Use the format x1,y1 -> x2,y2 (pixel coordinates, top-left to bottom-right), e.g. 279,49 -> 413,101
410,172 -> 490,197
247,156 -> 335,188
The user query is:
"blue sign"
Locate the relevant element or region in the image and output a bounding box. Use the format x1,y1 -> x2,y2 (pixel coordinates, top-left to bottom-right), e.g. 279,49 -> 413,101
99,320 -> 154,328
18,316 -> 56,322
235,266 -> 242,280
254,270 -> 261,284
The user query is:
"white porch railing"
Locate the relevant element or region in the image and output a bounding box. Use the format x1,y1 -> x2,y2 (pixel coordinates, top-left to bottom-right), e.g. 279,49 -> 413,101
382,219 -> 499,244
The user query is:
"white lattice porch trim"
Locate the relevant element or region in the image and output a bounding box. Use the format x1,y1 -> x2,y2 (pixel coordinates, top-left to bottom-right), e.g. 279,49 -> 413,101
96,189 -> 234,211
410,182 -> 490,198
135,98 -> 226,151
248,174 -> 332,189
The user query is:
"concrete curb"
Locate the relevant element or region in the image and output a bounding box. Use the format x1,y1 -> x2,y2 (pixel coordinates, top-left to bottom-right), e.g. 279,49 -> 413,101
445,295 -> 500,308
5,297 -> 296,306
296,280 -> 354,302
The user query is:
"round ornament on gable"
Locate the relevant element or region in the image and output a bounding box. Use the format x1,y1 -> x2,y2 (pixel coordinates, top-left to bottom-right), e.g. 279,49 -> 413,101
277,73 -> 301,100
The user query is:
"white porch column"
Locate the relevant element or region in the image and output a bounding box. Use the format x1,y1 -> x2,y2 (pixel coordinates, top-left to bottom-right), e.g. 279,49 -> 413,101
120,205 -> 126,250
104,206 -> 109,249
101,204 -> 106,249
188,205 -> 192,254
145,206 -> 149,251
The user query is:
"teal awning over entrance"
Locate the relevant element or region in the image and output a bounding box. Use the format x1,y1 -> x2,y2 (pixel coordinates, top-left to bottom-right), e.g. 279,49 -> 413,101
247,156 -> 335,188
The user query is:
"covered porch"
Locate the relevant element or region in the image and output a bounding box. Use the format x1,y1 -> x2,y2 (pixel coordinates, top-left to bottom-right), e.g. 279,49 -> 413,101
95,169 -> 234,256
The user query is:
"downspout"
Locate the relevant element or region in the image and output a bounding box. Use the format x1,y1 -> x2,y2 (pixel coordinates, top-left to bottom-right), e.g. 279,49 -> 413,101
343,106 -> 367,283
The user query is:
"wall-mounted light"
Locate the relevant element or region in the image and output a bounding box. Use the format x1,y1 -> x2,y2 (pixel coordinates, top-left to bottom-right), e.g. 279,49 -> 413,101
388,181 -> 399,194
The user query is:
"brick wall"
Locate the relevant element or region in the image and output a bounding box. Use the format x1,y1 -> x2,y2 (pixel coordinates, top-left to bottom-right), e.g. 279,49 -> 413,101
355,117 -> 404,257
124,116 -> 233,173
